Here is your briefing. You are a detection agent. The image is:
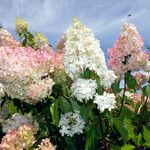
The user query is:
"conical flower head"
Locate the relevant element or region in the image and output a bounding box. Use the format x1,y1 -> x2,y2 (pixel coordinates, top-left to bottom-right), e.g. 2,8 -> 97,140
64,18 -> 116,88
15,17 -> 28,34
108,20 -> 149,77
64,18 -> 107,79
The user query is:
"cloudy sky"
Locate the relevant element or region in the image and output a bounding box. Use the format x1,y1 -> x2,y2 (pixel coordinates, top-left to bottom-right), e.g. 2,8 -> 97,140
0,0 -> 150,55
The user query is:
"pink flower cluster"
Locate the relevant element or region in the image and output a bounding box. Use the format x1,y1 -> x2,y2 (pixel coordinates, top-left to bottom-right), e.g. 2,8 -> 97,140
0,29 -> 63,104
108,20 -> 149,77
0,124 -> 37,150
35,138 -> 56,150
128,93 -> 141,112
55,34 -> 66,70
0,124 -> 56,150
133,72 -> 149,90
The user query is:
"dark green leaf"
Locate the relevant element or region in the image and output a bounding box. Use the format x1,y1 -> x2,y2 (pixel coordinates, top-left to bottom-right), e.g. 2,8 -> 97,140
125,71 -> 137,90
64,137 -> 76,150
52,83 -> 63,98
58,97 -> 71,113
111,81 -> 121,94
113,118 -> 128,142
122,107 -> 134,119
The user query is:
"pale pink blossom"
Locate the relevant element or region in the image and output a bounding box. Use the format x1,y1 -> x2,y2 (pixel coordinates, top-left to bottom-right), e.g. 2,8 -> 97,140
35,138 -> 56,150
108,20 -> 149,77
0,29 -> 56,104
0,124 -> 37,150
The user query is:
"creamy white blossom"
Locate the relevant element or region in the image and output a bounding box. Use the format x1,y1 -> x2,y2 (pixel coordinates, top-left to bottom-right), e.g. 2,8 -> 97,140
100,70 -> 117,89
64,18 -> 116,88
71,78 -> 97,102
59,111 -> 85,137
94,92 -> 116,112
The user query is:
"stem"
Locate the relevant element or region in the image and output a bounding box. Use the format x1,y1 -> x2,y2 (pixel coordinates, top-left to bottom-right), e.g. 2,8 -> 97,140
116,75 -> 126,117
98,112 -> 104,138
145,96 -> 148,105
95,108 -> 108,148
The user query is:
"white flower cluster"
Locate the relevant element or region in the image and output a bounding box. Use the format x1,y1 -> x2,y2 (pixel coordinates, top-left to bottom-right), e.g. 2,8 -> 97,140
100,70 -> 117,89
71,78 -> 97,102
94,92 -> 116,112
59,111 -> 85,137
64,18 -> 116,88
2,113 -> 37,133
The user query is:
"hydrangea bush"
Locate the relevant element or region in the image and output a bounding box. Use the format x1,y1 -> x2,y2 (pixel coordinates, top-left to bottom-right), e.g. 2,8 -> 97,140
0,17 -> 150,150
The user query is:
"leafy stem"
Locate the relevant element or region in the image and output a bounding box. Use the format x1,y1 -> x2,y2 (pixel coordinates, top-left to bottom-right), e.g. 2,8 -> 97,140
116,73 -> 127,117
95,108 -> 109,149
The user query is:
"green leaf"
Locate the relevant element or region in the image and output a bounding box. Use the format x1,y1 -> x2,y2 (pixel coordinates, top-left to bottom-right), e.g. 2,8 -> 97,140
80,68 -> 92,79
141,86 -> 147,100
143,142 -> 150,147
80,68 -> 99,80
125,71 -> 137,90
70,98 -> 81,111
136,133 -> 142,146
8,100 -> 17,114
125,97 -> 134,107
22,38 -> 27,46
58,97 -> 71,113
80,103 -> 93,122
111,81 -> 121,94
85,126 -> 97,150
135,102 -> 141,114
113,118 -> 128,142
96,83 -> 104,95
52,83 -> 63,98
50,101 -> 59,126
121,144 -> 135,150
146,85 -> 150,97
110,144 -> 121,150
85,119 -> 102,150
123,118 -> 135,140
143,126 -> 150,143
64,137 -> 76,150
122,107 -> 134,119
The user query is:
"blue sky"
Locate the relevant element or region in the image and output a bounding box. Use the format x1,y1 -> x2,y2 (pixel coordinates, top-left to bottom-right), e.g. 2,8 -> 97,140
0,0 -> 150,56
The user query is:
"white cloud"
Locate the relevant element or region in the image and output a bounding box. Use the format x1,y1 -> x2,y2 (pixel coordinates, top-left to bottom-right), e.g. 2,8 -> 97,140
0,0 -> 150,48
